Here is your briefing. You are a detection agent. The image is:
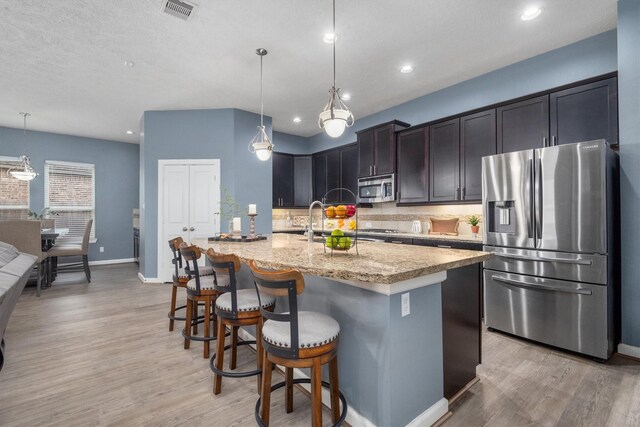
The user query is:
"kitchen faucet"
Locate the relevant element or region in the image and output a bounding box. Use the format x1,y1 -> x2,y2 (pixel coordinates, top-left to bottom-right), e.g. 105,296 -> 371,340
308,200 -> 324,244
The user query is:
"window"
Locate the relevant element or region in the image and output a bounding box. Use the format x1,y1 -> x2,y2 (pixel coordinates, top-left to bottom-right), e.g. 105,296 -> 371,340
45,161 -> 95,243
0,157 -> 30,219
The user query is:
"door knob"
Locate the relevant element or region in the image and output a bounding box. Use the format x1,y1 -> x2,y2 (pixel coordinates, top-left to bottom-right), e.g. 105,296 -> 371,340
182,227 -> 188,231
190,227 -> 195,231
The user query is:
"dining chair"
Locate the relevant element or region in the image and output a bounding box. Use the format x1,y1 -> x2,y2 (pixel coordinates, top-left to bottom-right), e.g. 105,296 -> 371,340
0,220 -> 50,296
47,219 -> 93,283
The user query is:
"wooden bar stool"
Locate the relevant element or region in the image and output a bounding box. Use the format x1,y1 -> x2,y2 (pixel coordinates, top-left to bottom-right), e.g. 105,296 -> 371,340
249,260 -> 347,427
206,249 -> 275,395
179,244 -> 222,358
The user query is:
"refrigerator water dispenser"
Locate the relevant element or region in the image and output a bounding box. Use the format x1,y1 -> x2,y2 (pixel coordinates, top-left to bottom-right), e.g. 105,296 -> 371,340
487,201 -> 516,233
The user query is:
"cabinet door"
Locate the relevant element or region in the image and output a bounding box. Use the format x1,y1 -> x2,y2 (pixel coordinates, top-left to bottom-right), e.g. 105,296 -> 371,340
272,153 -> 294,207
293,156 -> 312,207
397,127 -> 429,203
339,144 -> 358,202
325,149 -> 341,203
497,95 -> 549,154
357,129 -> 374,177
373,124 -> 396,175
550,77 -> 618,146
430,118 -> 460,202
460,110 -> 496,201
313,154 -> 327,203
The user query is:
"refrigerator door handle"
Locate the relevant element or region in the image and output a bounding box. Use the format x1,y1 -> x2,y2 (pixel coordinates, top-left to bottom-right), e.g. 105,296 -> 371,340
526,158 -> 535,239
491,275 -> 593,295
495,253 -> 593,265
534,156 -> 543,247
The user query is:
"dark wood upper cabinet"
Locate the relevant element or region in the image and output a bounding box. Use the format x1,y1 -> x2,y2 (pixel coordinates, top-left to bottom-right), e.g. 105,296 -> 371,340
550,77 -> 618,146
397,127 -> 429,204
357,120 -> 410,178
293,156 -> 312,207
460,110 -> 496,201
339,144 -> 358,202
272,153 -> 294,208
430,118 -> 460,202
373,125 -> 395,175
357,129 -> 375,177
325,149 -> 341,203
497,95 -> 549,153
313,153 -> 327,203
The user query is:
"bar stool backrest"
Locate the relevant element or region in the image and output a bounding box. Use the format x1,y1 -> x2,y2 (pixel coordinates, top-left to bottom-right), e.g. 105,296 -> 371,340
205,249 -> 241,316
168,237 -> 184,281
248,259 -> 305,359
179,243 -> 204,293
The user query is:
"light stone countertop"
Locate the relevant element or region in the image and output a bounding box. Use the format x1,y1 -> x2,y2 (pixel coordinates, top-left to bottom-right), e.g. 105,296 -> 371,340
192,233 -> 492,287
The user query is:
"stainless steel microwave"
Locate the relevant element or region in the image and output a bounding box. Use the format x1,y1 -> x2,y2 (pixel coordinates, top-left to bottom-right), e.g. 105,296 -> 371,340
358,174 -> 395,203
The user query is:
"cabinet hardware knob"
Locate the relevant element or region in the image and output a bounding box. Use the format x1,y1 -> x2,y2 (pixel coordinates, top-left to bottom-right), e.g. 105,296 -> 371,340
190,227 -> 195,231
182,227 -> 188,231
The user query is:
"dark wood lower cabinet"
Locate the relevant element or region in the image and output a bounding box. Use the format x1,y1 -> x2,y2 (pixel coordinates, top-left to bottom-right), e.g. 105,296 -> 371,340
441,263 -> 481,399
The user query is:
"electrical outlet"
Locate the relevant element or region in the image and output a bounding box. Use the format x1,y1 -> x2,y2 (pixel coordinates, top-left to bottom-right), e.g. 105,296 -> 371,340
99,246 -> 104,253
401,292 -> 410,317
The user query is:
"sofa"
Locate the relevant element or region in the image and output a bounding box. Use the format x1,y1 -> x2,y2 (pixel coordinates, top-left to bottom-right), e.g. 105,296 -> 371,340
0,241 -> 37,372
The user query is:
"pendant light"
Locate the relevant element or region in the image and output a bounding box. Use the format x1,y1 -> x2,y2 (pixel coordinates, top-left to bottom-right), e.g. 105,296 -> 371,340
248,48 -> 274,161
318,0 -> 354,138
9,112 -> 38,181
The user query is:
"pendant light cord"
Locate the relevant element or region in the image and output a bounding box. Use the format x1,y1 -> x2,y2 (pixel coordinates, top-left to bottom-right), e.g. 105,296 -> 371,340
332,0 -> 336,89
260,53 -> 264,128
21,112 -> 30,154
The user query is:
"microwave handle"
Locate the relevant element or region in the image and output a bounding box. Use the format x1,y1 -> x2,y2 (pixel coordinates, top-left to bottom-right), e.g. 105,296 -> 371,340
380,182 -> 386,197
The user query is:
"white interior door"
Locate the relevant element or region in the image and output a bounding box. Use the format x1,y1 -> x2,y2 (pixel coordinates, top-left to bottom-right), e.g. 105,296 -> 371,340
189,164 -> 220,266
159,160 -> 220,282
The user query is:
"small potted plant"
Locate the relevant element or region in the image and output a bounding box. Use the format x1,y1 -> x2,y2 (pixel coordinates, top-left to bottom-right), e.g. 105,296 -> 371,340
28,207 -> 59,229
468,215 -> 481,236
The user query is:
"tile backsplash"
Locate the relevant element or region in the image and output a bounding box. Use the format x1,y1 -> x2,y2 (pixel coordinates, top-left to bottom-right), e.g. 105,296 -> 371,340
273,203 -> 483,236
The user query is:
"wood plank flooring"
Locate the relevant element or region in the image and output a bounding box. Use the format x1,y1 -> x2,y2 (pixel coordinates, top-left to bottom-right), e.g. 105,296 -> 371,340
1,263 -> 639,426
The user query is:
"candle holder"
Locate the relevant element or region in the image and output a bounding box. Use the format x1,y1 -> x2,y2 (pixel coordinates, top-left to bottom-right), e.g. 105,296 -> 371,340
248,213 -> 258,239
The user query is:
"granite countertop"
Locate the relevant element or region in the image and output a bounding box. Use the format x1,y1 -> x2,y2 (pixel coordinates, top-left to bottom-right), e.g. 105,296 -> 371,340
272,227 -> 483,244
192,233 -> 492,286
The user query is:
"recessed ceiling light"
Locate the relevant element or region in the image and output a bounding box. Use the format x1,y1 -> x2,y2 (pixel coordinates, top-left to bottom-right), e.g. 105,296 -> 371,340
323,33 -> 338,44
521,6 -> 542,21
400,65 -> 414,74
124,60 -> 135,68
293,117 -> 302,123
125,130 -> 135,135
341,93 -> 351,101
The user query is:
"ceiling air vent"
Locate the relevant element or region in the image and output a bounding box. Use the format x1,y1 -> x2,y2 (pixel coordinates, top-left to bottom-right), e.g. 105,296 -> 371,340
162,0 -> 196,21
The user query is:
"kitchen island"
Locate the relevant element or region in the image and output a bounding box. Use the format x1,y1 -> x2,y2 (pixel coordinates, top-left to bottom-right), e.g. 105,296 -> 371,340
193,233 -> 492,427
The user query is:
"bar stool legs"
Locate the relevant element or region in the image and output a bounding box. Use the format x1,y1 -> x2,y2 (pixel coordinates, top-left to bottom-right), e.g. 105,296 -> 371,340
182,294 -> 219,358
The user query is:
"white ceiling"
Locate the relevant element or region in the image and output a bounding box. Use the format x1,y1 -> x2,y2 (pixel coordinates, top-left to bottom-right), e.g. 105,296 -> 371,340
0,0 -> 617,144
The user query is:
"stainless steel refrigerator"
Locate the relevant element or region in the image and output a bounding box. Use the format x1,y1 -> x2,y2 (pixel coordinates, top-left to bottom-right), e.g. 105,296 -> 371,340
482,140 -> 619,360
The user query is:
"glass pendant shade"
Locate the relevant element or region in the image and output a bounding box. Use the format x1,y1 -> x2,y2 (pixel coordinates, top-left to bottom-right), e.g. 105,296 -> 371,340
249,126 -> 273,161
9,155 -> 38,181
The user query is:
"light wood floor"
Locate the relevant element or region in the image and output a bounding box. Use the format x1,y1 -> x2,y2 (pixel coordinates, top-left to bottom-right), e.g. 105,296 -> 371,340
1,263 -> 639,427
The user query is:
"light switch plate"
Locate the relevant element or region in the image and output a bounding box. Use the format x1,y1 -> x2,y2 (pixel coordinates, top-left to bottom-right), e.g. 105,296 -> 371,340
401,292 -> 410,317
99,246 -> 104,253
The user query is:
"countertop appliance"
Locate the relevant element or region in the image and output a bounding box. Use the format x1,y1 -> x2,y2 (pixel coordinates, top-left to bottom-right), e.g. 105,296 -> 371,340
482,140 -> 619,360
358,174 -> 395,203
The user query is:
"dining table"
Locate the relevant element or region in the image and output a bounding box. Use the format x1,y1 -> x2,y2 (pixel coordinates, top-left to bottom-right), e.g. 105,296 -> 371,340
41,228 -> 69,251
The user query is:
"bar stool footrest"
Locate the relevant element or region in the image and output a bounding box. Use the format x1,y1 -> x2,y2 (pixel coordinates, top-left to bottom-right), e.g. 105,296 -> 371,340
181,328 -> 230,342
209,340 -> 262,378
167,302 -> 206,322
254,378 -> 348,427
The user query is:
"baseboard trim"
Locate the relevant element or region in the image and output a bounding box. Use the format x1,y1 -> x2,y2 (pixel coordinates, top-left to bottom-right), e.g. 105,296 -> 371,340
618,343 -> 640,360
237,329 -> 447,427
89,258 -> 136,266
137,272 -> 162,283
406,398 -> 449,427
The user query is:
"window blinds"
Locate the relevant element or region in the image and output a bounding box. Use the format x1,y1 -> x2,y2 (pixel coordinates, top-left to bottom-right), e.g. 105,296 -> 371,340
45,161 -> 95,242
0,160 -> 30,219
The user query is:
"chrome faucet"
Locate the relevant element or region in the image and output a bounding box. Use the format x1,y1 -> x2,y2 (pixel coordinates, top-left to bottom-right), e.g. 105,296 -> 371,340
308,200 -> 324,244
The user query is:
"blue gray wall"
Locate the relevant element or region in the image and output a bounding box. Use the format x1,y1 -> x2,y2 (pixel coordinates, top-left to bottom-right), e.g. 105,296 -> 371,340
140,109 -> 272,279
303,30 -> 618,154
618,0 -> 640,348
273,131 -> 309,154
0,126 -> 139,261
